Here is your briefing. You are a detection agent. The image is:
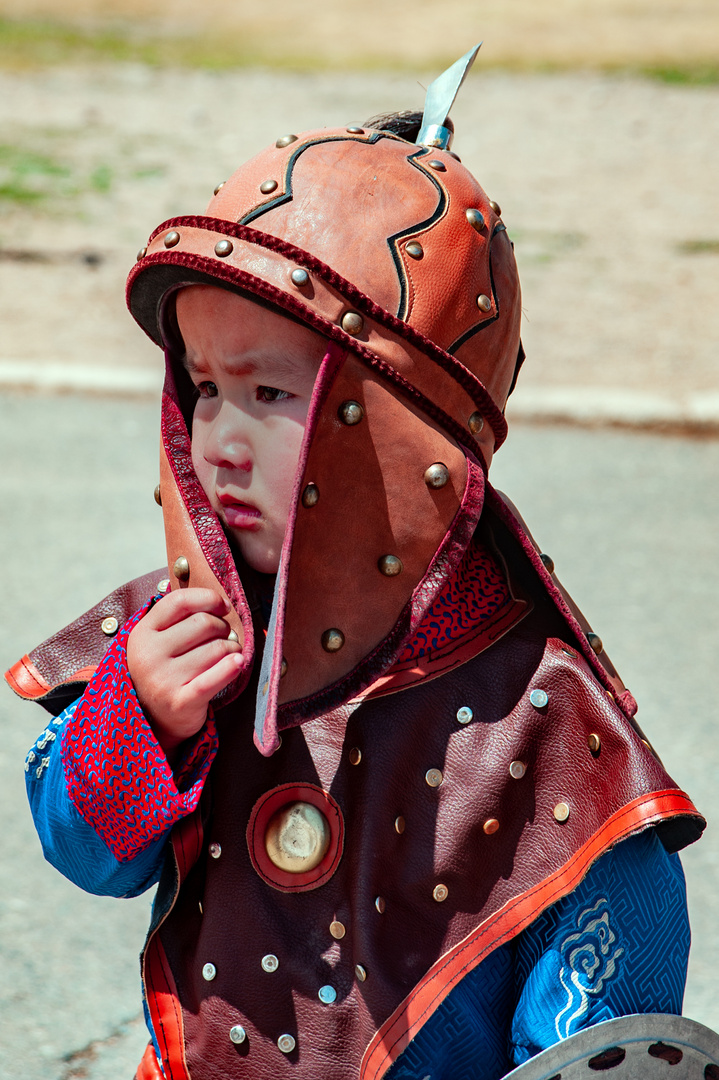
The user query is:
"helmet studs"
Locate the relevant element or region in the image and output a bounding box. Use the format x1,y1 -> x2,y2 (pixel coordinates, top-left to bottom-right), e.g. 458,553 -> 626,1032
427,159 -> 447,172
489,199 -> 502,215
260,179 -> 278,194
291,268 -> 310,287
164,231 -> 180,248
465,208 -> 485,231
405,241 -> 424,260
476,294 -> 492,313
214,239 -> 233,257
341,312 -> 364,336
276,134 -> 298,148
213,180 -> 226,195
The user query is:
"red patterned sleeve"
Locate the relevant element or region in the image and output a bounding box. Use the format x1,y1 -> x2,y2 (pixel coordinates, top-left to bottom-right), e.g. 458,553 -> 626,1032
61,598 -> 218,863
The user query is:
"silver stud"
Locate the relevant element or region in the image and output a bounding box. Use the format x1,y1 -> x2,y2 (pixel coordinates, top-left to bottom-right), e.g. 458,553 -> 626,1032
394,815 -> 405,834
209,842 -> 221,858
424,462 -> 449,488
483,818 -> 500,835
153,484 -> 162,506
468,412 -> 484,435
280,658 -> 288,678
466,208 -> 485,231
587,632 -> 603,654
425,768 -> 443,788
374,896 -> 386,913
213,180 -> 226,195
427,159 -> 446,172
156,578 -> 170,594
477,294 -> 492,313
329,920 -> 346,939
215,238 -> 233,257
260,179 -> 278,194
338,400 -> 364,425
164,230 -> 180,248
405,241 -> 424,259
261,954 -> 279,972
378,555 -> 403,577
302,483 -> 320,507
509,760 -> 526,780
540,552 -> 555,574
276,134 -> 298,148
355,964 -> 367,982
456,706 -> 473,725
588,733 -> 601,754
278,1034 -> 296,1054
321,628 -> 345,653
228,630 -> 239,643
346,125 -> 364,134
101,616 -> 119,636
136,247 -> 147,261
291,267 -> 309,287
202,962 -> 217,981
318,984 -> 337,1004
433,883 -> 449,902
341,312 -> 364,336
529,688 -> 549,709
173,556 -> 190,581
349,747 -> 362,765
489,199 -> 502,215
554,802 -> 570,823
229,1025 -> 246,1044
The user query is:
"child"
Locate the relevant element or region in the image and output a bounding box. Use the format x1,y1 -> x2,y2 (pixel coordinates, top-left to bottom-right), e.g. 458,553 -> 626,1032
9,48 -> 705,1080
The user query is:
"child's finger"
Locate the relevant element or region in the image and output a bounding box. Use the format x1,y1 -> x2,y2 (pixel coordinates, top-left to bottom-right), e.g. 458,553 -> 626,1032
148,587 -> 231,631
171,635 -> 242,683
162,610 -> 237,658
180,650 -> 245,706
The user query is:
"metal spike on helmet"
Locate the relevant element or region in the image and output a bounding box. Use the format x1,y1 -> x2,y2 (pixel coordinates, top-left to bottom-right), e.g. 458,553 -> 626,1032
416,43 -> 482,150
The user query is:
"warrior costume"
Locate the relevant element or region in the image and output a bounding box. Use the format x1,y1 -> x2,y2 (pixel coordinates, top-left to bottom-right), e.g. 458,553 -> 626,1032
9,48 -> 705,1080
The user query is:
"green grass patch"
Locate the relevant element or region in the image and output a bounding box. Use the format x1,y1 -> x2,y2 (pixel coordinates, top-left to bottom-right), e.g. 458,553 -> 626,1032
640,63 -> 719,86
0,141 -> 116,209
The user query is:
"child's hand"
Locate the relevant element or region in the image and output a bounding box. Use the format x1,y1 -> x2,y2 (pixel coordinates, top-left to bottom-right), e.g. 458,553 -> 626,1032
127,588 -> 243,760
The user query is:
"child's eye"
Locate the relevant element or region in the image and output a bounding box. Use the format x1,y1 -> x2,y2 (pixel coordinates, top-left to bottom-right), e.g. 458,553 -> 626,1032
258,386 -> 291,403
196,381 -> 218,398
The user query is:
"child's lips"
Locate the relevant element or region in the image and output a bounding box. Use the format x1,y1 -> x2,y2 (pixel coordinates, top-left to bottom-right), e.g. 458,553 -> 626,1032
217,493 -> 262,529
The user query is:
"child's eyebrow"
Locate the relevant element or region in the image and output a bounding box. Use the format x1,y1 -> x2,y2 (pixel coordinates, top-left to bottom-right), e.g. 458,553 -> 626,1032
181,351 -> 316,383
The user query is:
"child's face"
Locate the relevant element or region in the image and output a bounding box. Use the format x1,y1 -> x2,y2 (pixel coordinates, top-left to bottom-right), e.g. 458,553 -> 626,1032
176,286 -> 326,575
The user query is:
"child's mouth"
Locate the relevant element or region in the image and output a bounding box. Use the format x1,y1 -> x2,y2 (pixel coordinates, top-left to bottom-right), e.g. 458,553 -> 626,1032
218,494 -> 262,529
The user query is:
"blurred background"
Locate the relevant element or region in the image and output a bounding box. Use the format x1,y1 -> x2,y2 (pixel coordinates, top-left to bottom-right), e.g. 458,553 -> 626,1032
1,2 -> 717,1077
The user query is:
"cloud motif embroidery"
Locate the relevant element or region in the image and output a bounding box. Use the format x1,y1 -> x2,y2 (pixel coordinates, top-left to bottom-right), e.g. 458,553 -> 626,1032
555,897 -> 625,1039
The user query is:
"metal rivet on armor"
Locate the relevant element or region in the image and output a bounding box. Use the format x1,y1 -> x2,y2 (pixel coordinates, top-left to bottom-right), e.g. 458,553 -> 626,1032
164,230 -> 180,248
214,180 -> 226,195
424,462 -> 450,488
346,125 -> 364,134
405,241 -> 424,259
278,1034 -> 296,1054
375,896 -> 386,914
318,985 -> 337,1004
394,816 -> 405,834
554,802 -> 570,823
302,483 -> 320,507
321,628 -> 345,653
425,768 -> 443,788
378,555 -> 403,577
540,552 -> 555,574
433,884 -> 449,902
588,733 -> 601,754
202,962 -> 217,981
157,578 -> 171,594
173,556 -> 190,581
341,311 -> 364,336
229,1025 -> 246,1044
209,842 -> 221,859
427,159 -> 446,171
477,294 -> 492,313
489,199 -> 502,215
466,208 -> 485,231
456,706 -> 473,725
483,818 -> 500,835
291,267 -> 309,287
529,688 -> 549,709
261,954 -> 279,973
214,238 -> 233,257
468,412 -> 484,435
260,179 -> 278,194
153,483 -> 162,506
101,616 -> 119,636
281,658 -> 288,678
587,632 -> 603,654
338,400 -> 364,425
561,646 -> 578,658
329,920 -> 346,939
137,247 -> 147,261
509,760 -> 526,779
228,629 -> 239,643
349,747 -> 362,765
355,964 -> 367,982
276,134 -> 298,148
642,739 -> 654,754
198,900 -> 203,915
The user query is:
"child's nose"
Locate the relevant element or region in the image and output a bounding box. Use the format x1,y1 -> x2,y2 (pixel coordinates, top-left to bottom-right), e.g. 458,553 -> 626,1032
204,408 -> 252,472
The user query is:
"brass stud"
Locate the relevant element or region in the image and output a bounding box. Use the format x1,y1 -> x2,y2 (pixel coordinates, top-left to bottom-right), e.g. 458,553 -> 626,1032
329,920 -> 346,939
291,267 -> 309,287
509,760 -> 526,780
540,552 -> 555,574
321,628 -> 345,653
349,747 -> 362,765
338,400 -> 364,425
394,815 -> 405,834
101,616 -> 119,636
561,645 -> 578,658
276,134 -> 298,148
425,768 -> 443,788
468,412 -> 484,435
209,842 -> 221,858
153,484 -> 162,506
260,179 -> 278,194
213,180 -> 226,195
456,706 -> 473,725
346,125 -> 364,134
229,1025 -> 246,1045
405,241 -> 424,259
424,462 -> 450,488
477,294 -> 492,313
215,238 -> 233,257
588,733 -> 601,754
302,483 -> 320,508
433,884 -> 449,902
261,954 -> 279,972
341,312 -> 364,336
554,802 -> 570,823
202,962 -> 217,981
228,630 -> 239,643
354,964 -> 367,982
465,208 -> 485,231
378,555 -> 403,577
278,1034 -> 296,1054
489,200 -> 502,215
587,632 -> 603,654
136,247 -> 147,261
427,159 -> 446,172
483,818 -> 500,835
157,578 -> 171,594
280,658 -> 288,677
173,556 -> 190,581
164,230 -> 180,248
374,896 -> 386,914
529,688 -> 549,709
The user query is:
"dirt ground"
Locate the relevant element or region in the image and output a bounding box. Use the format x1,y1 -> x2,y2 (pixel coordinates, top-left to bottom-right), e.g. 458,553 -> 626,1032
0,64 -> 717,406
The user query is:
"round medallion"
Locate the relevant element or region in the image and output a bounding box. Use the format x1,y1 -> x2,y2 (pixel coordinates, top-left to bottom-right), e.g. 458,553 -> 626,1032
247,783 -> 344,892
264,803 -> 330,874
